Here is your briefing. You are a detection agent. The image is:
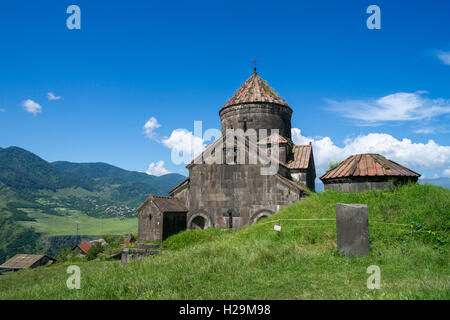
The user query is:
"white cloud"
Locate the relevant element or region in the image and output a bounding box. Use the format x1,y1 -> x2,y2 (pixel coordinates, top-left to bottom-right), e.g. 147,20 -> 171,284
413,126 -> 450,135
327,92 -> 450,124
291,128 -> 450,177
437,51 -> 450,65
22,99 -> 42,115
0,108 -> 5,113
47,92 -> 61,100
413,127 -> 436,134
146,160 -> 171,176
143,117 -> 161,140
162,129 -> 205,163
443,167 -> 450,177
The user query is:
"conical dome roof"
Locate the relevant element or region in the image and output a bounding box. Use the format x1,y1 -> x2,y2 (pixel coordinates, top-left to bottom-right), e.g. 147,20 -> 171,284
222,70 -> 289,110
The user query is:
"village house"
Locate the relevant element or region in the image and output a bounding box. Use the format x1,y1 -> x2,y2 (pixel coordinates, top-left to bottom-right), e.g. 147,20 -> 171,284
72,238 -> 107,255
0,254 -> 56,272
72,241 -> 92,255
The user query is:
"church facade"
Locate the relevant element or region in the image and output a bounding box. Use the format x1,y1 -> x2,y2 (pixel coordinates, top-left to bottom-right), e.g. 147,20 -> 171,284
138,70 -> 316,242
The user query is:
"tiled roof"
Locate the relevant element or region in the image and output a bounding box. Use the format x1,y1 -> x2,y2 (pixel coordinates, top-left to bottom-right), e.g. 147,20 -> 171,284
287,143 -> 312,169
257,133 -> 289,145
0,254 -> 55,270
138,195 -> 187,213
320,154 -> 421,180
221,71 -> 289,109
76,242 -> 92,254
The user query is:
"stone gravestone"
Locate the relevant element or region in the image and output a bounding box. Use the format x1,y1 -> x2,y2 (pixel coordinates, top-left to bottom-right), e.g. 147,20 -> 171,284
336,203 -> 370,257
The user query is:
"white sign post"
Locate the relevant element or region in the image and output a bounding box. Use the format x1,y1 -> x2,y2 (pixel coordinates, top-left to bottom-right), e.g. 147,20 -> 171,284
274,220 -> 281,237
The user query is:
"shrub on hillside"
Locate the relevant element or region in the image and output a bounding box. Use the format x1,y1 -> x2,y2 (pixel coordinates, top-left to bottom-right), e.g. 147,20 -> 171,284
101,234 -> 115,245
86,242 -> 104,261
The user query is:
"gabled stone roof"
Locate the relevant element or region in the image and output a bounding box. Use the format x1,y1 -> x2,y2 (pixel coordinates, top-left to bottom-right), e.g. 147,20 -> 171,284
186,134 -> 289,170
221,71 -> 289,110
275,174 -> 306,192
168,178 -> 190,196
257,133 -> 289,145
138,195 -> 187,213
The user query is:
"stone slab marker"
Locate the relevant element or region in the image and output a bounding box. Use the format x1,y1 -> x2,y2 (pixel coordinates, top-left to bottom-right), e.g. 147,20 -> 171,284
336,203 -> 370,257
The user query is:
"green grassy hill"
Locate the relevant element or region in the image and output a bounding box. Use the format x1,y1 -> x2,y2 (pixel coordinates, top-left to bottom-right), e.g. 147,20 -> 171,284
1,184 -> 448,300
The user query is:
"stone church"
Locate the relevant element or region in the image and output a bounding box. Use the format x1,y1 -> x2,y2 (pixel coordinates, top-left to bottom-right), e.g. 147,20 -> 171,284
138,69 -> 316,242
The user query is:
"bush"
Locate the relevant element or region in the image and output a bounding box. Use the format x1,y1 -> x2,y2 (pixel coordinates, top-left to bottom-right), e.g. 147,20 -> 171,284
56,248 -> 72,262
102,234 -> 115,244
86,242 -> 104,261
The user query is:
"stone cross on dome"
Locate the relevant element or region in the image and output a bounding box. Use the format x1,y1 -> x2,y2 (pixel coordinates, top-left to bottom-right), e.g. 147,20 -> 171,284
251,59 -> 258,74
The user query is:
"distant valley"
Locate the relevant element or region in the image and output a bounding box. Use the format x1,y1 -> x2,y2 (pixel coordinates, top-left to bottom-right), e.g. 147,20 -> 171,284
0,146 -> 185,263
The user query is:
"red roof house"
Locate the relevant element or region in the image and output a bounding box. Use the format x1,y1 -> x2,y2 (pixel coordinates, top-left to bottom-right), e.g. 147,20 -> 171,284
72,241 -> 92,255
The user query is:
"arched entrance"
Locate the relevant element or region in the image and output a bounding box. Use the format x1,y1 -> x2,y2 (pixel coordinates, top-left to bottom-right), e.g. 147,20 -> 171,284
250,209 -> 274,224
191,216 -> 206,229
188,212 -> 212,230
256,215 -> 269,222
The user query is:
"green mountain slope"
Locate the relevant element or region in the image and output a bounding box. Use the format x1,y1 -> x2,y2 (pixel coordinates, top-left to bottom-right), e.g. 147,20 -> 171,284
0,146 -> 185,216
0,184 -> 448,299
0,146 -> 185,263
0,147 -> 89,191
51,161 -> 184,205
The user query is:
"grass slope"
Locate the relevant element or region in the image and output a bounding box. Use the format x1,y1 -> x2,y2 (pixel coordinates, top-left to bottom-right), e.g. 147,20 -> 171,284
1,184 -> 448,299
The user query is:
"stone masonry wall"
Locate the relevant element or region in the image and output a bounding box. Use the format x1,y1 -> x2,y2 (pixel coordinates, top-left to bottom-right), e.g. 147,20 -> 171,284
174,163 -> 303,229
324,181 -> 394,192
219,103 -> 292,140
138,202 -> 163,242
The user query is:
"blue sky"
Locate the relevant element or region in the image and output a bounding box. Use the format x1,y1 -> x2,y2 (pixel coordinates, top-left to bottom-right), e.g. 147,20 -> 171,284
0,0 -> 449,180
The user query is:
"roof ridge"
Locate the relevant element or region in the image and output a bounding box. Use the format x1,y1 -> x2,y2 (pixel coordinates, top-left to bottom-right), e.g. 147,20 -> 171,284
275,174 -> 306,192
168,177 -> 190,195
151,195 -> 174,199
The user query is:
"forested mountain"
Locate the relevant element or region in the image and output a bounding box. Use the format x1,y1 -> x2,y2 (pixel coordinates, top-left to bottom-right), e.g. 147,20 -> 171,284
0,147 -> 89,191
0,146 -> 185,263
0,146 -> 185,212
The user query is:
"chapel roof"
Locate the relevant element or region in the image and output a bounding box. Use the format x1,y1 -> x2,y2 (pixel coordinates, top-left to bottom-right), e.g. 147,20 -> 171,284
185,134 -> 289,170
168,178 -> 190,196
137,195 -> 188,213
320,154 -> 420,181
257,133 -> 289,145
221,70 -> 289,110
